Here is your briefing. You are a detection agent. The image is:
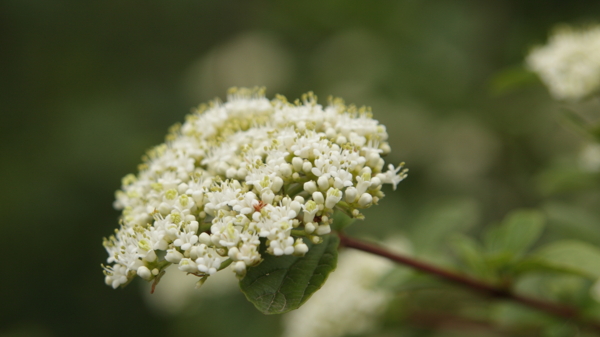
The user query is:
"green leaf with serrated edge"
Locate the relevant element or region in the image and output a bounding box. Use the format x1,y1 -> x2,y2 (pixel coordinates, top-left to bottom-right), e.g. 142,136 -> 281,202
484,209 -> 545,260
330,209 -> 355,231
239,234 -> 339,315
517,240 -> 600,279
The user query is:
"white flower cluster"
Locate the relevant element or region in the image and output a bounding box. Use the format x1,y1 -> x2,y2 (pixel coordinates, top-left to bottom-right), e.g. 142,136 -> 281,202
102,88 -> 407,289
527,25 -> 600,100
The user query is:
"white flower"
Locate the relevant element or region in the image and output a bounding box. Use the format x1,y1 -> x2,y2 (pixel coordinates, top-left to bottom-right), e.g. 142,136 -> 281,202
103,263 -> 129,289
376,163 -> 408,190
178,258 -> 198,273
172,224 -> 199,251
195,249 -> 222,275
165,248 -> 184,264
325,188 -> 342,209
102,87 -> 406,289
302,200 -> 319,223
527,24 -> 600,100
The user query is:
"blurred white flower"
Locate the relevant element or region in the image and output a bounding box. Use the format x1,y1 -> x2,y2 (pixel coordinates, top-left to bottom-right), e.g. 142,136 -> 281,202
527,25 -> 600,100
102,88 -> 407,291
183,32 -> 294,103
579,142 -> 600,172
590,278 -> 600,303
143,264 -> 238,315
282,238 -> 411,337
311,30 -> 391,98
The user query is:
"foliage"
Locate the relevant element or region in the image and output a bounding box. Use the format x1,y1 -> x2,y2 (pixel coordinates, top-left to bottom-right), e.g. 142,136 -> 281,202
240,235 -> 339,314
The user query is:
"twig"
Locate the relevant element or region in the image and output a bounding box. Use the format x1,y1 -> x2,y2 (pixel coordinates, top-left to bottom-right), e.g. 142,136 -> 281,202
337,232 -> 600,333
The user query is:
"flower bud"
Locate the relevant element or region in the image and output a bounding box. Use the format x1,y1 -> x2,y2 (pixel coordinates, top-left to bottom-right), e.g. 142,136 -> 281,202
137,266 -> 152,280
177,183 -> 189,194
198,232 -> 211,245
272,176 -> 284,192
279,163 -> 292,178
315,224 -> 331,235
294,242 -> 309,256
325,127 -> 336,138
228,247 -> 240,259
304,181 -> 317,194
226,167 -> 237,178
236,168 -> 248,179
165,248 -> 184,263
380,143 -> 391,154
317,175 -> 330,190
290,200 -> 302,214
143,249 -> 157,262
358,193 -> 373,207
261,190 -> 275,204
345,187 -> 358,203
302,161 -> 313,173
312,191 -> 324,204
233,261 -> 247,277
367,152 -> 380,167
369,177 -> 382,189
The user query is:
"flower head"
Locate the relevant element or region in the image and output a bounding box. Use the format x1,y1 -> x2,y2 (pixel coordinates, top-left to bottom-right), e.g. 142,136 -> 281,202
527,24 -> 600,100
102,87 -> 407,289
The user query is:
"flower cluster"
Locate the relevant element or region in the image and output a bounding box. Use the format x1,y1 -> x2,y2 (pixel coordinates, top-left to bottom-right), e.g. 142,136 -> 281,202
527,24 -> 600,100
102,88 -> 407,289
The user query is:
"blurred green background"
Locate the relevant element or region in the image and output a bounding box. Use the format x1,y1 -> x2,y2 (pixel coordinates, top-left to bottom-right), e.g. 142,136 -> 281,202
2,1 -> 600,336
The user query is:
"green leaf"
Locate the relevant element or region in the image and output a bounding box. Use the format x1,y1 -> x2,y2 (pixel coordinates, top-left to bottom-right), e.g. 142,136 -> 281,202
558,108 -> 598,140
590,123 -> 600,143
449,234 -> 494,281
514,259 -> 593,278
484,209 -> 545,260
488,65 -> 539,96
376,266 -> 413,291
543,202 -> 600,246
536,165 -> 599,195
409,199 -> 480,256
239,234 -> 339,314
330,209 -> 356,231
522,240 -> 600,279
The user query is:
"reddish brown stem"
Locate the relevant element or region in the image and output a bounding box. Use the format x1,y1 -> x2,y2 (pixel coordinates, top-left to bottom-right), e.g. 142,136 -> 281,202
337,232 -> 600,333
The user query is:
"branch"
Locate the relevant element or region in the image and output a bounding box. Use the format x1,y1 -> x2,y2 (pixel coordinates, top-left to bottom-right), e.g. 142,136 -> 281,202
337,232 -> 600,333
